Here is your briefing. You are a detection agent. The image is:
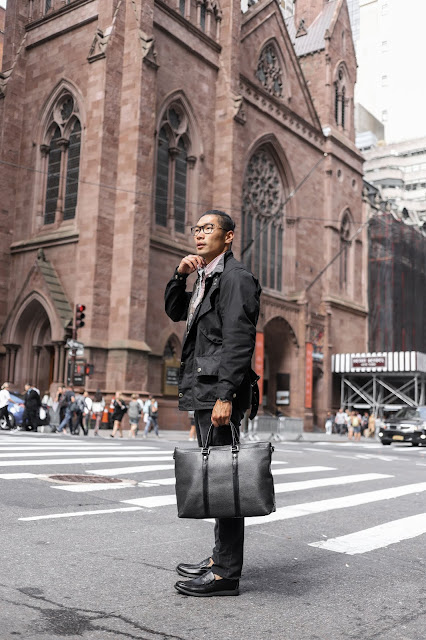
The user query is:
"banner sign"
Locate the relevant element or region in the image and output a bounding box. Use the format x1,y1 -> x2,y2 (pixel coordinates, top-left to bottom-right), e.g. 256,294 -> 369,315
254,332 -> 264,406
351,355 -> 387,369
305,343 -> 313,409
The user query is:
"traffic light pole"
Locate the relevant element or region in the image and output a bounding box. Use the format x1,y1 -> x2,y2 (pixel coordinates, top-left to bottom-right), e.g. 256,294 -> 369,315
70,319 -> 77,387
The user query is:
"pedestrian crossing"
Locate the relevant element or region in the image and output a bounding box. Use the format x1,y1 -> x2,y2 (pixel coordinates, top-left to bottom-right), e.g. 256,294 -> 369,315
1,434 -> 426,557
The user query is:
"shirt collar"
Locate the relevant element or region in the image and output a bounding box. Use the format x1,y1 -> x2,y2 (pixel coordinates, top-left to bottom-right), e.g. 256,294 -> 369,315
198,253 -> 225,279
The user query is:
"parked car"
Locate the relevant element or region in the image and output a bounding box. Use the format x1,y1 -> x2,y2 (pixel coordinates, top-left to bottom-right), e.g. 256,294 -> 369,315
379,406 -> 426,446
0,392 -> 25,430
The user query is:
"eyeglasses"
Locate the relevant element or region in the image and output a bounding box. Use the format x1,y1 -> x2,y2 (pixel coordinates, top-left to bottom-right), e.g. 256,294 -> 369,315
190,223 -> 227,236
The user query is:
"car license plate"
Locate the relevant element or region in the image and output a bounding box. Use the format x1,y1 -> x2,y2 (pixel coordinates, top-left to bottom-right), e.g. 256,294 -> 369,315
392,435 -> 404,441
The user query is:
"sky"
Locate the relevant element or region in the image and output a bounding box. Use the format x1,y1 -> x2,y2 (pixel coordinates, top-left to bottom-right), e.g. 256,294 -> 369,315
0,1 -> 6,9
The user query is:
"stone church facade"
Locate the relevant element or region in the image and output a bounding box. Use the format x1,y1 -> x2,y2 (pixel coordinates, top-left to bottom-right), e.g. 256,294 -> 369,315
0,0 -> 367,429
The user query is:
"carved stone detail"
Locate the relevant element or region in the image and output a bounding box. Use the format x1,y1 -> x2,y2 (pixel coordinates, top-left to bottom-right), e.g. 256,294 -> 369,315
233,95 -> 246,125
87,28 -> 111,63
139,30 -> 159,69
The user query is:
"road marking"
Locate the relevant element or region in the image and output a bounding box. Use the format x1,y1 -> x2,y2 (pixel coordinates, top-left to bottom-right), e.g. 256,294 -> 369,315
0,449 -> 173,458
0,473 -> 38,479
124,473 -> 391,509
137,466 -> 337,487
274,473 -> 392,493
90,464 -> 175,475
19,507 -> 142,521
245,482 -> 426,526
271,460 -> 288,465
0,455 -> 173,467
309,513 -> 426,555
273,466 -> 336,476
123,496 -> 177,508
139,477 -> 177,486
51,483 -> 136,492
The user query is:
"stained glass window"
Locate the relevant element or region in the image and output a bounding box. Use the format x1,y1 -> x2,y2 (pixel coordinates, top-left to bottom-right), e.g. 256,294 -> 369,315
241,148 -> 284,290
63,120 -> 81,221
155,128 -> 170,227
256,44 -> 283,98
44,127 -> 61,225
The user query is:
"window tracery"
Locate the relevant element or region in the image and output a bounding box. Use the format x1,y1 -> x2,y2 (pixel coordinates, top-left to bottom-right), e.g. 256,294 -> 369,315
155,103 -> 192,234
241,148 -> 285,290
256,43 -> 283,98
40,91 -> 82,225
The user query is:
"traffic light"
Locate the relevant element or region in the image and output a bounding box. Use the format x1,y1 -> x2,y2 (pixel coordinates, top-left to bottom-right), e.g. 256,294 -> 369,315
84,364 -> 94,376
75,304 -> 86,329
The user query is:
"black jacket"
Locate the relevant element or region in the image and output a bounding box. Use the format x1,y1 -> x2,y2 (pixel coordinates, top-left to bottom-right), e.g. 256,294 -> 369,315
165,251 -> 261,411
25,388 -> 41,410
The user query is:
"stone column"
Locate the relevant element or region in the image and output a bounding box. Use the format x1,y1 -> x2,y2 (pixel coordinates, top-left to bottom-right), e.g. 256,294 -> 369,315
10,345 -> 20,384
32,346 -> 41,385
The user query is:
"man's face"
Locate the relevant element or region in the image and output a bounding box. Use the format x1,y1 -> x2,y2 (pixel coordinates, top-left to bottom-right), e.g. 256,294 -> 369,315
193,214 -> 233,263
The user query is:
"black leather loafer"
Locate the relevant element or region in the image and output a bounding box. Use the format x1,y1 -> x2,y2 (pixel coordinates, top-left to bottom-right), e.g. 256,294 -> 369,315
175,570 -> 239,597
176,557 -> 212,578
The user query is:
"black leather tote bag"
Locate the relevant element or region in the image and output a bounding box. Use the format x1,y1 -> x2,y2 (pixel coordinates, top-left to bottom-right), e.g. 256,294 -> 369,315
173,422 -> 275,519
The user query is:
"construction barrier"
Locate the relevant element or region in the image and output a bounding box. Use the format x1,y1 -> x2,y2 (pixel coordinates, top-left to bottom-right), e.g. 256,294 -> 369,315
247,415 -> 304,441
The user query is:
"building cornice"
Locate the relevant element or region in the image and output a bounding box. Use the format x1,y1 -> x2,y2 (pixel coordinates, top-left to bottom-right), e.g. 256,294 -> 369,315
10,228 -> 79,254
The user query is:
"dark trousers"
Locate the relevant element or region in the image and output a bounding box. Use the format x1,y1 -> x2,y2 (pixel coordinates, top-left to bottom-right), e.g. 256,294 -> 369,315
0,405 -> 11,428
195,408 -> 245,580
23,407 -> 39,431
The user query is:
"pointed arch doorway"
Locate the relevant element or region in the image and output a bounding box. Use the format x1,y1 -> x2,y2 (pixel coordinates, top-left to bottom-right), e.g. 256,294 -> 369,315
6,296 -> 66,392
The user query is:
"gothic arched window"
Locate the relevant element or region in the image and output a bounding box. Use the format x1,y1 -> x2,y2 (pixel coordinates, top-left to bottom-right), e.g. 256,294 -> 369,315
334,66 -> 347,129
241,147 -> 285,290
41,92 -> 82,225
155,104 -> 191,233
256,43 -> 283,98
339,211 -> 352,290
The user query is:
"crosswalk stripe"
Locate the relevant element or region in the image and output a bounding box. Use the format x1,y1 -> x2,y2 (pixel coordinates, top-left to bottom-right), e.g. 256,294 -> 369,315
19,507 -> 142,521
274,473 -> 392,493
90,464 -> 174,475
123,496 -> 177,508
0,450 -> 173,459
138,466 -> 337,488
52,483 -> 136,493
121,473 -> 391,509
245,482 -> 426,526
309,513 -> 426,555
0,473 -> 38,479
0,455 -> 173,467
273,466 -> 336,476
0,446 -> 168,452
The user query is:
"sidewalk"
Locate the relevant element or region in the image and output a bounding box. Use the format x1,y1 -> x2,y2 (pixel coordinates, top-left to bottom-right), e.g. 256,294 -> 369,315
69,428 -> 378,444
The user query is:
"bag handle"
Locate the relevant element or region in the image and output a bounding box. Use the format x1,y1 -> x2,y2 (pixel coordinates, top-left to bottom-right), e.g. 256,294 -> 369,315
202,420 -> 240,453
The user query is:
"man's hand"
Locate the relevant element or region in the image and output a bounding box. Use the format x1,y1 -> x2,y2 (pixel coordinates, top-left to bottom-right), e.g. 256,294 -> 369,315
211,399 -> 232,427
177,254 -> 206,275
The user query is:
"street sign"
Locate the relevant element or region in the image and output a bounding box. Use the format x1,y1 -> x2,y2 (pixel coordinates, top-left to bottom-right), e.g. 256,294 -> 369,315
66,338 -> 84,350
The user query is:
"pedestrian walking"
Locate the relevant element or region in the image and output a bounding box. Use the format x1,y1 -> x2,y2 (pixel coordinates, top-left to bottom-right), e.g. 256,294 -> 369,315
0,382 -> 19,430
57,385 -> 75,434
188,410 -> 196,441
81,390 -> 92,435
325,411 -> 333,435
48,388 -> 62,433
128,394 -> 141,438
110,392 -> 127,438
143,394 -> 159,437
165,209 -> 261,597
92,389 -> 105,436
366,413 -> 376,438
21,383 -> 41,432
334,407 -> 348,435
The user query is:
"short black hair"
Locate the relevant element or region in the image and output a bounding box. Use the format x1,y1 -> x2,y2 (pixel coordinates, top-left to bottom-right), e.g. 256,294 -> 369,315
203,209 -> 235,232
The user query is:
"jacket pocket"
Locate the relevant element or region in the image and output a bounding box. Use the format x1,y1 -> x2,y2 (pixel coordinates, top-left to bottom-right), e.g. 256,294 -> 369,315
195,355 -> 220,376
193,355 -> 220,404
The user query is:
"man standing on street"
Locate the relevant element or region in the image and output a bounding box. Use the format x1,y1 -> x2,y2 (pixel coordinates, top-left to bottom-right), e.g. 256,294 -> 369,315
22,383 -> 41,432
165,209 -> 261,597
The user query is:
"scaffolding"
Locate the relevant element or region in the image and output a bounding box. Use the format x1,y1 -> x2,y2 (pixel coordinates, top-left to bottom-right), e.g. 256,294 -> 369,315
369,214 -> 426,353
332,352 -> 426,416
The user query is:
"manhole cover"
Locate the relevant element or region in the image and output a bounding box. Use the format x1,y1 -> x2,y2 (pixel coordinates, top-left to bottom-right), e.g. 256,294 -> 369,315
47,474 -> 125,484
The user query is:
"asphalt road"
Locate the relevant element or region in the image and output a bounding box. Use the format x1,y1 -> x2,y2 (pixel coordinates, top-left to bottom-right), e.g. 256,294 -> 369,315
1,430 -> 426,640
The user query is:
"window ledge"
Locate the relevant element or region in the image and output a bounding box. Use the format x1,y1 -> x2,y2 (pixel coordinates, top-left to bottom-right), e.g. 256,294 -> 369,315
26,0 -> 97,31
10,226 -> 79,254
